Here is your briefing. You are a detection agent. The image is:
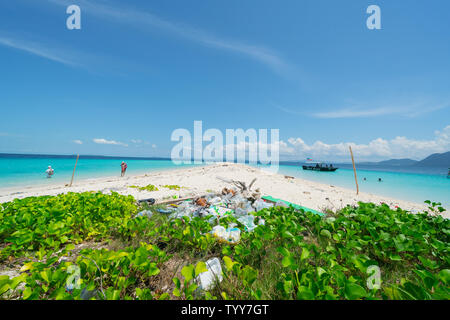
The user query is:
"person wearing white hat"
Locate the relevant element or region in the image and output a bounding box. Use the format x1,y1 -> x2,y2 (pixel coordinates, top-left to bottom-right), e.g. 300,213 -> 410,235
46,166 -> 54,178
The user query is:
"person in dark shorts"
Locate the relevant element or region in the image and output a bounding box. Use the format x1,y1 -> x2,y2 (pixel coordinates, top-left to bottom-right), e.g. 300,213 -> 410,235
121,162 -> 128,177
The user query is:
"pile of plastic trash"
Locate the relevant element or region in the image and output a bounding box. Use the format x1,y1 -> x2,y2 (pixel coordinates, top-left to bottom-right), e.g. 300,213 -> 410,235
168,191 -> 273,220
132,179 -> 316,294
200,192 -> 269,241
135,186 -> 276,244
134,182 -> 284,293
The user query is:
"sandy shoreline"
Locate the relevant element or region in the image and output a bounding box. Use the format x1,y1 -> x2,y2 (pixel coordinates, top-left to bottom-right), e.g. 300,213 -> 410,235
1,163 -> 445,218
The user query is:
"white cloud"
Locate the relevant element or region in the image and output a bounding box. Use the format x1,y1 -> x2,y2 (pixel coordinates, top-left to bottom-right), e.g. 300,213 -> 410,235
93,138 -> 128,147
169,127 -> 449,162
282,126 -> 450,161
46,0 -> 288,75
152,144 -> 157,149
131,139 -> 142,144
311,102 -> 449,119
275,101 -> 449,119
0,35 -> 81,67
312,107 -> 395,119
73,139 -> 83,145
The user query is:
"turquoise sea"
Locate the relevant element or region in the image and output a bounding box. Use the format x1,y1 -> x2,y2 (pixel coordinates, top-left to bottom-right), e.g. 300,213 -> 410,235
0,155 -> 201,189
272,164 -> 450,210
0,155 -> 448,209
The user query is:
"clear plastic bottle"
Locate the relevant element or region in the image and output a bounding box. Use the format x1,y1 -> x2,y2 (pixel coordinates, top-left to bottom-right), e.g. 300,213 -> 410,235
195,258 -> 223,291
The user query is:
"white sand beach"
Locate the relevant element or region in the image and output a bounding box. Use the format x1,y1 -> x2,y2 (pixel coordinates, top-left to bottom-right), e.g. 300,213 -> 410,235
1,163 -> 445,218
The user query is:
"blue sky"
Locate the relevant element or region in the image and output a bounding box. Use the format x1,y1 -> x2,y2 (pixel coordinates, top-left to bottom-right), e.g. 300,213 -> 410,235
0,0 -> 449,161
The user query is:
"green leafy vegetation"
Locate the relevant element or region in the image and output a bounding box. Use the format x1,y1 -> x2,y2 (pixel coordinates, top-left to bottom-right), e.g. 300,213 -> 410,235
129,184 -> 159,192
162,185 -> 183,191
0,192 -> 137,261
1,242 -> 167,300
212,202 -> 449,300
0,192 -> 448,300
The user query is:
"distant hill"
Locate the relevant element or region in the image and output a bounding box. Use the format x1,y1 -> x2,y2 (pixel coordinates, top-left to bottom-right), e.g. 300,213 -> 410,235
381,159 -> 419,166
357,151 -> 450,168
414,151 -> 450,167
359,158 -> 419,166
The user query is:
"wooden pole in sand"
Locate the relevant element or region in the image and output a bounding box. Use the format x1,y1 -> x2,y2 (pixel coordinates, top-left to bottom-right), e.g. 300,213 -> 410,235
349,146 -> 359,195
69,154 -> 79,187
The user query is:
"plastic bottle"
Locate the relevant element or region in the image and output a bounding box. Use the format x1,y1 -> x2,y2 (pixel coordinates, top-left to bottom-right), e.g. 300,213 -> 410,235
195,258 -> 223,291
234,207 -> 247,217
227,228 -> 241,243
211,225 -> 227,239
209,197 -> 222,205
211,225 -> 240,244
136,210 -> 153,218
254,199 -> 273,212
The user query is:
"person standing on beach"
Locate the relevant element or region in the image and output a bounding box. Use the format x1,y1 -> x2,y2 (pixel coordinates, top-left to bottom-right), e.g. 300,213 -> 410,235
45,166 -> 54,178
121,162 -> 127,177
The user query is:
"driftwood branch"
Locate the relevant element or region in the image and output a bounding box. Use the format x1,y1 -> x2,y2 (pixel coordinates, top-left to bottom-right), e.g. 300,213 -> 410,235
248,178 -> 257,190
216,176 -> 257,193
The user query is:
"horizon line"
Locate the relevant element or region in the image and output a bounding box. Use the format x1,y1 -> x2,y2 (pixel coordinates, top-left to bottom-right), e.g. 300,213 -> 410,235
1,151 -> 448,166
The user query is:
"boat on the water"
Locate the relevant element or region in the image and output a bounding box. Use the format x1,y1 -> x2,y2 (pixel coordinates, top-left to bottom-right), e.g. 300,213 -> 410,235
302,162 -> 338,172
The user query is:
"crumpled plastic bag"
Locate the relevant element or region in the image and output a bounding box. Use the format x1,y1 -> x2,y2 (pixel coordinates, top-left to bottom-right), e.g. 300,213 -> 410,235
211,225 -> 241,244
237,215 -> 258,232
253,199 -> 274,212
195,258 -> 223,291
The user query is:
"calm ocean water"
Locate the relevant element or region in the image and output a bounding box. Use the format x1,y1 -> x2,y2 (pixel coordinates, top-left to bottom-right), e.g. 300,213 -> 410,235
0,156 -> 201,189
0,155 -> 448,209
272,163 -> 450,210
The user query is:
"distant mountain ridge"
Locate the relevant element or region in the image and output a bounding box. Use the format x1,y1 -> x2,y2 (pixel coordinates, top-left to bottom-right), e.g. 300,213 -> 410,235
362,158 -> 419,166
415,151 -> 450,167
358,151 -> 450,167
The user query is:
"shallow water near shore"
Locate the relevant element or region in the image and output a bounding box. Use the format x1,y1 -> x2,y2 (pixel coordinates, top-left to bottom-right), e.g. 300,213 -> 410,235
0,156 -> 448,210
272,164 -> 450,209
0,157 -> 200,189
